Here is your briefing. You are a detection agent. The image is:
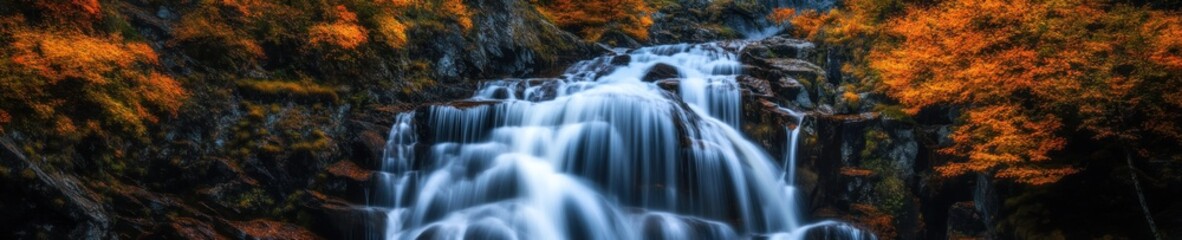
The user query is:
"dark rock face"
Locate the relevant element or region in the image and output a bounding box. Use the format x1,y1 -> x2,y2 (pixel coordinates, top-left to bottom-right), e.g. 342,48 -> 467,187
644,63 -> 683,82
0,0 -> 605,238
440,0 -> 603,79
947,202 -> 987,239
1,138 -> 110,240
735,36 -> 950,239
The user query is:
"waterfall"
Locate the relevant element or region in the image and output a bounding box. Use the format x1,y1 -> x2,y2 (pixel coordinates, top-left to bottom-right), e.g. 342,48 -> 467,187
780,107 -> 805,186
373,41 -> 873,240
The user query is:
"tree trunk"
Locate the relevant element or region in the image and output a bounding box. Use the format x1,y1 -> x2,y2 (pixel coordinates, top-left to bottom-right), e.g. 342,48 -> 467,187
1126,150 -> 1162,240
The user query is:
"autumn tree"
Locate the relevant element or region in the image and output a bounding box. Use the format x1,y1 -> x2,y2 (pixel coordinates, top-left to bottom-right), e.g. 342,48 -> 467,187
533,0 -> 654,41
779,0 -> 1182,186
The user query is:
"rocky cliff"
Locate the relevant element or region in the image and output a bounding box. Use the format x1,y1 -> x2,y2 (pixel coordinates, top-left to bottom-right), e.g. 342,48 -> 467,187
0,0 -> 777,239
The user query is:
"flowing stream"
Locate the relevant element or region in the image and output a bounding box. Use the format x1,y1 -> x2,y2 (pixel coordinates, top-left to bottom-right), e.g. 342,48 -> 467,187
373,41 -> 874,240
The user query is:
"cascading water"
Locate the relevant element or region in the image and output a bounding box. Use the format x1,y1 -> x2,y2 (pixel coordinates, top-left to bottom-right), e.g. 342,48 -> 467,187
373,41 -> 874,239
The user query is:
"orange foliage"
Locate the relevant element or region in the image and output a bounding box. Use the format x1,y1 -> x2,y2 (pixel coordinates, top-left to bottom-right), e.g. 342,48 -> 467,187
374,14 -> 409,49
309,23 -> 369,49
381,0 -> 417,8
536,0 -> 653,41
786,9 -> 830,41
308,5 -> 369,50
849,204 -> 897,239
935,106 -> 1075,184
768,8 -> 796,25
2,30 -> 186,137
441,0 -> 474,30
0,109 -> 9,131
1144,12 -> 1182,70
868,0 -> 1103,184
782,0 -> 887,44
30,0 -> 103,27
170,7 -> 266,63
852,0 -> 1182,184
331,5 -> 359,23
840,167 -> 875,177
11,32 -> 157,84
220,0 -> 274,18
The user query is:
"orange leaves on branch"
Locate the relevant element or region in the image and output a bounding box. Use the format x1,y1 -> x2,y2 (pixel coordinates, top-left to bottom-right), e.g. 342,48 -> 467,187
308,5 -> 368,50
789,10 -> 831,41
862,0 -> 1136,184
936,105 -> 1073,184
536,0 -> 653,41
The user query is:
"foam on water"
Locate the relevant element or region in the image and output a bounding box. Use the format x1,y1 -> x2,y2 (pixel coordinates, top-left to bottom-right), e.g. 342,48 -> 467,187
374,41 -> 872,240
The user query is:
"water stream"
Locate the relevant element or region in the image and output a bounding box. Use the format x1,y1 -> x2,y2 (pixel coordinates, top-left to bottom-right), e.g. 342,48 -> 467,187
373,41 -> 873,239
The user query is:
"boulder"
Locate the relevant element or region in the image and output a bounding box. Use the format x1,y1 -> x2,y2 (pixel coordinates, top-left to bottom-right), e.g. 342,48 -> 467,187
643,63 -> 683,82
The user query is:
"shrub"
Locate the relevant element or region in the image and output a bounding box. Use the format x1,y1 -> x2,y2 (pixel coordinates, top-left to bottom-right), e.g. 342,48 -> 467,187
308,5 -> 369,50
308,22 -> 368,49
1,30 -> 185,137
372,14 -> 408,49
534,0 -> 654,41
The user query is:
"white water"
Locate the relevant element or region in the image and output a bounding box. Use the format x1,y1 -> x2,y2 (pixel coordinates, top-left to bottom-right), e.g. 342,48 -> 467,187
374,42 -> 872,239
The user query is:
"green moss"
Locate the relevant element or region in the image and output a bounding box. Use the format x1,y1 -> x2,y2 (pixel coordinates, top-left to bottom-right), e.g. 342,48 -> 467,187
291,131 -> 330,153
235,188 -> 275,210
703,24 -> 740,39
860,128 -> 908,216
873,104 -> 915,123
861,128 -> 889,159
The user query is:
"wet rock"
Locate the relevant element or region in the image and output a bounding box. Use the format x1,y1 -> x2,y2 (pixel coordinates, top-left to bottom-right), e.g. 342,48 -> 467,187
610,54 -> 632,66
737,75 -> 773,98
156,6 -> 174,20
348,120 -> 391,170
302,191 -> 388,239
323,160 -> 374,203
655,79 -> 681,93
599,30 -> 643,48
643,63 -> 682,82
742,37 -> 816,60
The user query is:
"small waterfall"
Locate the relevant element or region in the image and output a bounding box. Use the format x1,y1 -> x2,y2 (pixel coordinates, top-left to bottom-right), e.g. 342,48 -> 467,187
372,41 -> 873,239
779,107 -> 806,186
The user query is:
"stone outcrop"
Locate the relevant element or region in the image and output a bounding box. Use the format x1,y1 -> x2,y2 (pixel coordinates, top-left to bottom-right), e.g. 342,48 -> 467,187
735,36 -> 987,239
